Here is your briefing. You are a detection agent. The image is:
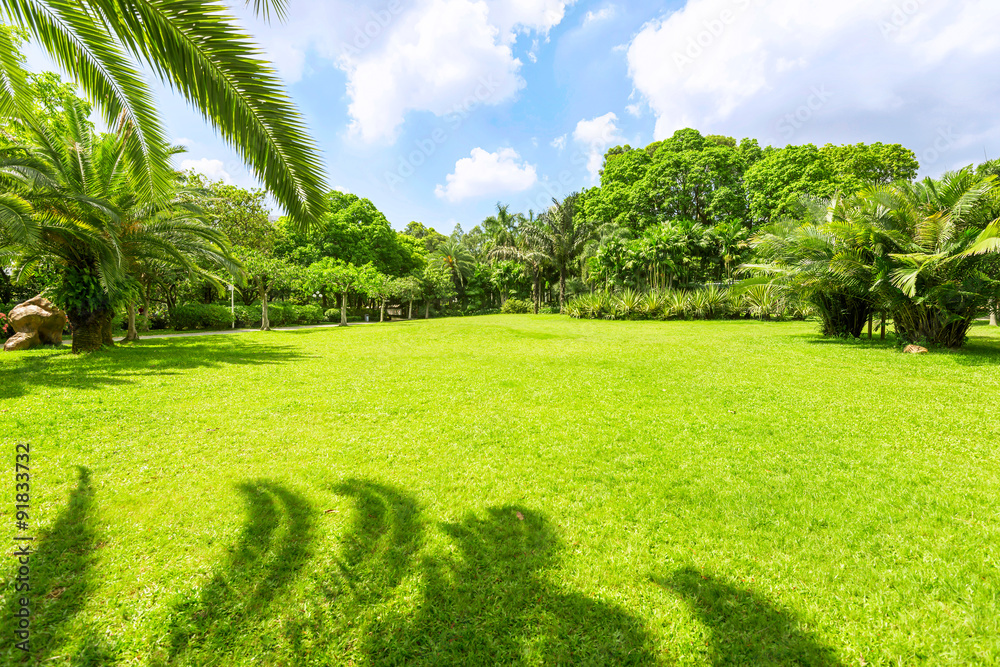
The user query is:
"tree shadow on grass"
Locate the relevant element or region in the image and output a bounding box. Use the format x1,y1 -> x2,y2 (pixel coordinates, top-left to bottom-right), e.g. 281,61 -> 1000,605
279,480 -> 425,662
1,467 -> 112,665
0,338 -> 308,400
364,506 -> 657,666
156,480 -> 314,665
656,567 -> 842,666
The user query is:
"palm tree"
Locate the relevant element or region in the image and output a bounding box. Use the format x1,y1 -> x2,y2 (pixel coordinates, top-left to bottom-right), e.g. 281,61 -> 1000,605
0,0 -> 325,227
5,98 -> 237,351
851,169 -> 1000,347
431,240 -> 475,288
524,194 -> 598,312
489,211 -> 550,314
744,204 -> 877,339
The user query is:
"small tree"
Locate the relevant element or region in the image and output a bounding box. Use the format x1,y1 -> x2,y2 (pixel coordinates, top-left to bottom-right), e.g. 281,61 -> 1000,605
367,271 -> 396,323
421,266 -> 456,319
309,259 -> 377,326
235,249 -> 295,331
396,275 -> 422,319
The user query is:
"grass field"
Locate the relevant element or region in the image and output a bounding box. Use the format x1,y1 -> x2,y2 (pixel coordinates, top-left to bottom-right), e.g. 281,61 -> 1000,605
2,316 -> 999,665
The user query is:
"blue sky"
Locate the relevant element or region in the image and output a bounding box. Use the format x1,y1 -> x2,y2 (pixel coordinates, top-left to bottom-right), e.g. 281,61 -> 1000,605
27,0 -> 1000,232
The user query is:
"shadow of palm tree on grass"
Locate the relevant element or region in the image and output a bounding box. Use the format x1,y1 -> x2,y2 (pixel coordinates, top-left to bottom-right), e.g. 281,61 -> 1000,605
156,480 -> 314,665
657,567 -> 842,666
0,338 -> 308,400
365,506 -> 656,666
1,467 -> 112,665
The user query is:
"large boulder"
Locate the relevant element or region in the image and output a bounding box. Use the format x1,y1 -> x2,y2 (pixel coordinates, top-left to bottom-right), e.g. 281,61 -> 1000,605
3,296 -> 68,352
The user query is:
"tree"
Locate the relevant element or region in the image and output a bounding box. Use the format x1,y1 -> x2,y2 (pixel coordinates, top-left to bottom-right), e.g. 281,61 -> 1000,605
525,195 -> 599,311
0,0 -> 326,227
308,258 -> 377,326
234,248 -> 295,331
431,240 -> 475,288
394,275 -> 421,320
403,221 -> 449,255
4,96 -> 237,351
278,191 -> 421,276
421,265 -> 456,319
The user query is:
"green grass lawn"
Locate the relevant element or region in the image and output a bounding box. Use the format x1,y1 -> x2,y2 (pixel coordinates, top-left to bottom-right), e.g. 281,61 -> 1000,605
2,316 -> 999,665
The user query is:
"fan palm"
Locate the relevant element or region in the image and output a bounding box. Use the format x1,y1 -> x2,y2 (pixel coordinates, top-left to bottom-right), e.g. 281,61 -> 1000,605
0,0 -> 325,228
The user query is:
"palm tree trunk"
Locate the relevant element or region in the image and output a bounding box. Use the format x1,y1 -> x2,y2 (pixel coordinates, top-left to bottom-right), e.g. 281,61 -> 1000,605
125,302 -> 139,341
260,287 -> 271,331
69,308 -> 114,354
559,269 -> 567,313
533,271 -> 540,314
340,293 -> 348,327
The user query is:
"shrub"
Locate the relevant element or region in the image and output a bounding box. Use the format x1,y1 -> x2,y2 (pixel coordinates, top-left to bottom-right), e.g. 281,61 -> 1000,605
234,304 -> 260,328
170,304 -> 201,330
324,308 -> 340,322
501,298 -> 532,314
170,304 -> 233,330
265,302 -> 290,326
297,304 -> 324,325
615,288 -> 644,320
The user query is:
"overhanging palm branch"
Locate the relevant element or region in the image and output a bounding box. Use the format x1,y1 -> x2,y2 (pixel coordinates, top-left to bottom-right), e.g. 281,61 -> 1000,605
0,0 -> 326,227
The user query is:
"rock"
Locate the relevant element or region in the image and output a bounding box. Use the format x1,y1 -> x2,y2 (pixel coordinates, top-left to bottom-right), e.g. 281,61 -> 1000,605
903,344 -> 929,354
3,296 -> 68,352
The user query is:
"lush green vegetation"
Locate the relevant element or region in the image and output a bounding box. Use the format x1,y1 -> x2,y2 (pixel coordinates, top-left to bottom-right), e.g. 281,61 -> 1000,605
2,316 -> 999,665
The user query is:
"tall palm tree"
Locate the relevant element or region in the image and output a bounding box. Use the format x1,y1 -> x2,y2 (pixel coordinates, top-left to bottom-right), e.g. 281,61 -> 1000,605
0,0 -> 325,227
489,210 -> 550,314
524,194 -> 598,312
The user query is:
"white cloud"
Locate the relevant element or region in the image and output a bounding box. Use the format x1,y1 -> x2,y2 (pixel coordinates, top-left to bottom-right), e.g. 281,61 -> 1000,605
551,134 -> 567,150
180,158 -> 233,185
626,0 -> 1000,152
625,103 -> 642,117
173,137 -> 194,148
337,0 -> 574,143
435,147 -> 538,202
584,6 -> 615,25
573,112 -> 624,181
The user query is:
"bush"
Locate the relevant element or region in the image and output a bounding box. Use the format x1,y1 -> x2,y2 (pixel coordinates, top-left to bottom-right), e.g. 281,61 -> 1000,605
170,304 -> 233,330
265,302 -> 290,326
325,308 -> 340,322
234,304 -> 260,328
296,304 -> 324,325
501,298 -> 532,314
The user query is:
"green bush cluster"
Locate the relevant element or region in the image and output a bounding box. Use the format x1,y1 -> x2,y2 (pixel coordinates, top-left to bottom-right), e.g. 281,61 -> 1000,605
566,287 -> 812,322
501,298 -> 533,314
170,304 -> 233,330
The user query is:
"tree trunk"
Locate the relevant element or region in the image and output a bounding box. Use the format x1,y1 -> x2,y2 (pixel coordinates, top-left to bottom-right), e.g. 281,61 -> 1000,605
125,302 -> 139,341
69,308 -> 114,354
559,269 -> 567,313
260,287 -> 271,331
425,302 -> 430,319
380,299 -> 386,323
533,272 -> 540,314
408,299 -> 413,320
340,293 -> 348,327
992,300 -> 998,327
